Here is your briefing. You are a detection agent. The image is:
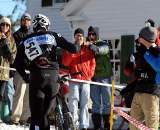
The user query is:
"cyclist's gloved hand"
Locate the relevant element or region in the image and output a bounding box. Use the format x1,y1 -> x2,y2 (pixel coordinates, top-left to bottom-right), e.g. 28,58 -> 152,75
23,74 -> 30,83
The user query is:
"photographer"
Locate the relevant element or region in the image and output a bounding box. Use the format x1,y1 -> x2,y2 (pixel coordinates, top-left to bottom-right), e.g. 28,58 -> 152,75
0,17 -> 16,122
128,26 -> 160,130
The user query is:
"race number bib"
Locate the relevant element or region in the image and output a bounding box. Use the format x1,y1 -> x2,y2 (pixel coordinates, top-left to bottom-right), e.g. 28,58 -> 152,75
25,42 -> 42,61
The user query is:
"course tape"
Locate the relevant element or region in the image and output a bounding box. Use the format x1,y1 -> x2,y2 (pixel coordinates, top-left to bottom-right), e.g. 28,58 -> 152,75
67,78 -> 125,89
0,66 -> 125,89
115,107 -> 130,112
114,108 -> 150,130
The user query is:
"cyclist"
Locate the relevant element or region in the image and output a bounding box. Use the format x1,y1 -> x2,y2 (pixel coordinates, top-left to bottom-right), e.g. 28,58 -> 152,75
15,14 -> 80,130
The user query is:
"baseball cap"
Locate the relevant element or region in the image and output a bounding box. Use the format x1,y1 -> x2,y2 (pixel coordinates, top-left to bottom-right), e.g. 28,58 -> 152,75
21,13 -> 31,21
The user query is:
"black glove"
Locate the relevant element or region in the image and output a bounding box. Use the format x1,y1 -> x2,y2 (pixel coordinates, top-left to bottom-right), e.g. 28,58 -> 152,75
89,44 -> 99,53
23,74 -> 30,83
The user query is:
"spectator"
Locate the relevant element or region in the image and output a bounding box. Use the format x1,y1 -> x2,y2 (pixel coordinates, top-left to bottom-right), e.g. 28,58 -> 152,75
87,26 -> 112,130
61,28 -> 96,130
128,26 -> 160,130
11,13 -> 31,125
0,16 -> 17,122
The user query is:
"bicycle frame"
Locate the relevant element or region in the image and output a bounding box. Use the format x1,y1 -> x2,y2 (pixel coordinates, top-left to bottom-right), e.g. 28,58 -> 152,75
54,74 -> 76,130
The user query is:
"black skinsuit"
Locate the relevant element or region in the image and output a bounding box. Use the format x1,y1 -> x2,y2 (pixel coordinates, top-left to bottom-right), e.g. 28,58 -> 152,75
16,31 -> 80,130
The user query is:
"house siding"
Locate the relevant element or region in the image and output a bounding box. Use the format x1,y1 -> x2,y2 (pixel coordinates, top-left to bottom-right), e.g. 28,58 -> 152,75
26,0 -> 73,41
69,0 -> 160,39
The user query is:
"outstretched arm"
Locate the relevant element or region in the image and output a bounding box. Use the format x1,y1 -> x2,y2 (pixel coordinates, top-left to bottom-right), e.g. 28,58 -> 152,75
55,34 -> 80,53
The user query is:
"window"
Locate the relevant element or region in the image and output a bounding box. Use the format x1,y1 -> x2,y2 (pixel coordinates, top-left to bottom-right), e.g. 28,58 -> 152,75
109,39 -> 121,83
42,0 -> 70,7
54,0 -> 69,3
42,0 -> 52,7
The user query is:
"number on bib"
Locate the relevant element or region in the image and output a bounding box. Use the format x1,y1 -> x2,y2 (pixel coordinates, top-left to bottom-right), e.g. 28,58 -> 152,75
25,42 -> 42,61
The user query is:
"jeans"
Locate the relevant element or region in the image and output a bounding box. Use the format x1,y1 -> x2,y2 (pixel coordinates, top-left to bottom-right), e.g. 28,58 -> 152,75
68,82 -> 90,129
5,78 -> 15,114
90,77 -> 111,114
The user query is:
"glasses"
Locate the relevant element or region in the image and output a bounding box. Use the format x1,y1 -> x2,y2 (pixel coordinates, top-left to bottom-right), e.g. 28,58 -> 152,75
88,32 -> 96,36
1,23 -> 10,27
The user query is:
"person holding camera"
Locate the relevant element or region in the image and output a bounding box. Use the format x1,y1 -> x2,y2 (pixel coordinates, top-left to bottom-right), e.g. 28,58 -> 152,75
128,26 -> 160,130
0,16 -> 17,122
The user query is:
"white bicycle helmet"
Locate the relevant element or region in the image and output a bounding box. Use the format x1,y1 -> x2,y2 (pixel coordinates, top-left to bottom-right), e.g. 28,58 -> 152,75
32,14 -> 50,32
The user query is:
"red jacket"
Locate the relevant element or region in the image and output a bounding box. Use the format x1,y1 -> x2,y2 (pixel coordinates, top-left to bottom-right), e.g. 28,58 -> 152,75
62,44 -> 96,80
156,36 -> 160,46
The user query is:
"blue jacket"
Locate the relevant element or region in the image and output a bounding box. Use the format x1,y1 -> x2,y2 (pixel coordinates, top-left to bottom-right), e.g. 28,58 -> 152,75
144,51 -> 160,84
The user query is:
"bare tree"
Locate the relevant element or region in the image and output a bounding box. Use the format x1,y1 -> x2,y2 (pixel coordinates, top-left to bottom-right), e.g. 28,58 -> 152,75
11,0 -> 27,31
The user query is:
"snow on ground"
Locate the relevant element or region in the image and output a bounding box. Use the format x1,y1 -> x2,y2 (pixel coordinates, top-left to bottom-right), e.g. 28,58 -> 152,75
0,123 -> 55,130
0,114 -> 128,130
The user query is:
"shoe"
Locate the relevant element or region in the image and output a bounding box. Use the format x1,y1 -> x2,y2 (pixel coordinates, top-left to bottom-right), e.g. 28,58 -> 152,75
92,113 -> 102,129
7,120 -> 19,125
26,117 -> 31,124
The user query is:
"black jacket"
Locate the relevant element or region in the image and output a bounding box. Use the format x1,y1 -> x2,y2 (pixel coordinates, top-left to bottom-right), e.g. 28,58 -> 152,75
125,45 -> 160,97
16,31 -> 80,82
13,26 -> 30,46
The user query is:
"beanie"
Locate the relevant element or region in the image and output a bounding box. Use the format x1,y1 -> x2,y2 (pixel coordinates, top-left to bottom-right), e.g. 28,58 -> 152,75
0,17 -> 11,26
88,26 -> 99,39
145,19 -> 155,27
139,26 -> 157,43
21,13 -> 31,21
74,28 -> 84,36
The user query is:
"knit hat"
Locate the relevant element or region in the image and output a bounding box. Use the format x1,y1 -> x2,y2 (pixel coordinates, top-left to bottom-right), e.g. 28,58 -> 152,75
88,26 -> 99,39
74,28 -> 84,36
0,17 -> 11,26
139,26 -> 157,43
145,18 -> 155,27
21,13 -> 31,21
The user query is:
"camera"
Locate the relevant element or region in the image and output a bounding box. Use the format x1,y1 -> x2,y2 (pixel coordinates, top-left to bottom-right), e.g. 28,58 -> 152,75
135,39 -> 147,54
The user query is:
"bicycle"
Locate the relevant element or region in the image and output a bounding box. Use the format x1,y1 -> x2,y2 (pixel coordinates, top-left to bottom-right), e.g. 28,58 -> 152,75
54,72 -> 81,130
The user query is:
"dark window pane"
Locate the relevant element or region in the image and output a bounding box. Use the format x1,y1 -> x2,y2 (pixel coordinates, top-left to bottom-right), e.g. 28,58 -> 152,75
42,0 -> 52,7
54,0 -> 68,3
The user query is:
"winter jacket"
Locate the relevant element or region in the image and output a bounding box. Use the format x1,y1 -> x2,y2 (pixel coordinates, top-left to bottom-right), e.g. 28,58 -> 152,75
125,46 -> 160,97
16,31 -> 81,82
0,36 -> 17,81
93,40 -> 112,79
62,44 -> 96,80
13,26 -> 30,46
144,51 -> 160,84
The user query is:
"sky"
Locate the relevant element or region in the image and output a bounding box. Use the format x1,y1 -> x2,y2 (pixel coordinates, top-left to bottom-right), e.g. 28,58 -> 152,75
0,0 -> 26,21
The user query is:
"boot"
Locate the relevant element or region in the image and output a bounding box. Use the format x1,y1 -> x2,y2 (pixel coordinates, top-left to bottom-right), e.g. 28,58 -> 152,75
103,114 -> 110,130
92,113 -> 101,130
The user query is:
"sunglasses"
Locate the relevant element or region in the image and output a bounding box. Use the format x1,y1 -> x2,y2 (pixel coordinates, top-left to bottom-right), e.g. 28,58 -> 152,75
88,32 -> 96,36
1,23 -> 10,27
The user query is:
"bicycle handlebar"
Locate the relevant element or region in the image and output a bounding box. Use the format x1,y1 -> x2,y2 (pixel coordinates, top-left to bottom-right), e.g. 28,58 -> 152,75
58,71 -> 82,83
